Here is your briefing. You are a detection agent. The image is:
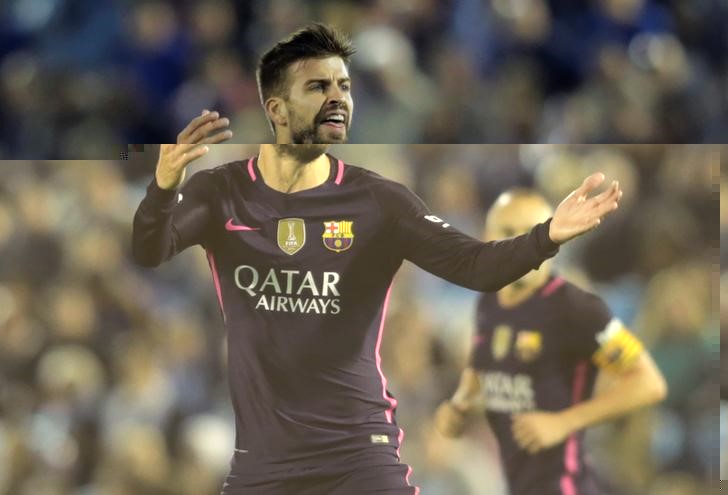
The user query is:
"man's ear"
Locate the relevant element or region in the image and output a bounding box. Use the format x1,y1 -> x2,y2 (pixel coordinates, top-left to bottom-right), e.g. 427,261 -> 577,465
265,97 -> 288,128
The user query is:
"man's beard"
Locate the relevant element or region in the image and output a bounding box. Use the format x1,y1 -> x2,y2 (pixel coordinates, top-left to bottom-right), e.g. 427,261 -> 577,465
273,144 -> 330,163
289,107 -> 349,144
290,124 -> 323,144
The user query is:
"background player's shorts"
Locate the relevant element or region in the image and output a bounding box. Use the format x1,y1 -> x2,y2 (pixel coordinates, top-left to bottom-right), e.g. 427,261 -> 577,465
221,453 -> 417,495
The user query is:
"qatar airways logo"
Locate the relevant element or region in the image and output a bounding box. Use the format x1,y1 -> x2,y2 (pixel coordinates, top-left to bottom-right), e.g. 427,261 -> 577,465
481,371 -> 535,413
234,265 -> 341,315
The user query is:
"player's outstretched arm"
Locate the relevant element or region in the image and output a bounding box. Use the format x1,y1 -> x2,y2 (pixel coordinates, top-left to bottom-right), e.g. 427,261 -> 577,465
132,110 -> 232,267
548,173 -> 623,245
434,368 -> 483,438
388,173 -> 621,293
511,351 -> 667,455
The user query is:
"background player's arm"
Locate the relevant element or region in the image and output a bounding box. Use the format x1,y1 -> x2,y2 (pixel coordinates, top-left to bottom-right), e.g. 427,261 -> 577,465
512,324 -> 667,455
392,174 -> 622,292
434,368 -> 483,438
559,343 -> 667,435
131,110 -> 232,267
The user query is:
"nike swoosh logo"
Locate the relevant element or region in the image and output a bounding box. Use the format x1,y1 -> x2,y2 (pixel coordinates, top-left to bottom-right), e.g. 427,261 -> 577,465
226,218 -> 261,231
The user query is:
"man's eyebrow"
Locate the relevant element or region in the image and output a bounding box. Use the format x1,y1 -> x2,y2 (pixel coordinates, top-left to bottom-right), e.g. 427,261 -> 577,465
304,77 -> 351,85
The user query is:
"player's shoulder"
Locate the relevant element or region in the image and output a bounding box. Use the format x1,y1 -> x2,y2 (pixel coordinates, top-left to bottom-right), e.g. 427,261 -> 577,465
554,278 -> 601,303
337,160 -> 399,189
207,160 -> 248,178
335,158 -> 417,206
187,160 -> 248,187
549,277 -> 612,320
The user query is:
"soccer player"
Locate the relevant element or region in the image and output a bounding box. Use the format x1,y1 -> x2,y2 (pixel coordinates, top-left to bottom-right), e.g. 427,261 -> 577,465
132,127 -> 621,493
434,189 -> 667,495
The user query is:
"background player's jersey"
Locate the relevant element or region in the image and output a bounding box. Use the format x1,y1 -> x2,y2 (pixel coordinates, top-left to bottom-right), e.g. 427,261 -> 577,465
132,154 -> 559,477
471,277 -> 643,495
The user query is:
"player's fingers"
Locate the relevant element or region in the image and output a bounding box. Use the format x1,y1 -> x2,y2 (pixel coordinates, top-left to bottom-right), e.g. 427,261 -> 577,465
186,116 -> 230,144
589,180 -> 619,205
592,197 -> 620,219
512,429 -> 526,448
441,406 -> 465,436
511,421 -> 529,446
515,429 -> 534,451
177,110 -> 218,142
167,143 -> 200,161
516,427 -> 539,453
178,145 -> 210,166
177,111 -> 220,143
443,421 -> 461,437
574,172 -> 606,198
159,143 -> 175,154
201,129 -> 234,144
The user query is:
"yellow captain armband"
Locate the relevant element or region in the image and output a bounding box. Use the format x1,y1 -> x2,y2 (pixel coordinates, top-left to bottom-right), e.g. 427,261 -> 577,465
592,319 -> 644,373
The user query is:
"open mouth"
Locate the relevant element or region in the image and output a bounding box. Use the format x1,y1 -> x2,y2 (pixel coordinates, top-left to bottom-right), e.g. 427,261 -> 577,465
319,113 -> 346,129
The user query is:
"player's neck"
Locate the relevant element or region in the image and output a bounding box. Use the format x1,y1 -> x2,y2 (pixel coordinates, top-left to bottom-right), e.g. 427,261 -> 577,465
497,272 -> 551,308
257,145 -> 330,193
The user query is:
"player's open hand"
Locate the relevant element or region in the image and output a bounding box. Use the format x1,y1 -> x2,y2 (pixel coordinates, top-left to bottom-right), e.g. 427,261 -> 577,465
548,173 -> 622,244
434,401 -> 468,438
511,411 -> 571,454
155,109 -> 234,190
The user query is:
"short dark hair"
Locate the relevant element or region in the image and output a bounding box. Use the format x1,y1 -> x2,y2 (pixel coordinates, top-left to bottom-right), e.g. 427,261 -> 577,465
256,23 -> 355,105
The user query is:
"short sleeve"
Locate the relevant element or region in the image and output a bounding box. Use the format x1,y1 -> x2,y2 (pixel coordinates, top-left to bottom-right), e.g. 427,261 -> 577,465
564,288 -> 644,373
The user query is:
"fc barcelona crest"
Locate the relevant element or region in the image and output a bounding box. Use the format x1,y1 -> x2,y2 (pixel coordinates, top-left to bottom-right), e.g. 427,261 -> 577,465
323,220 -> 354,253
516,331 -> 542,362
277,218 -> 306,255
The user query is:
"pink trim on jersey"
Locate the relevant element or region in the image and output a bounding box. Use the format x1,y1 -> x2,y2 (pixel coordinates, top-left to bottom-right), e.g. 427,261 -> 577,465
375,284 -> 397,422
334,159 -> 345,185
407,464 -> 420,495
541,277 -> 565,298
376,289 -> 419,494
247,157 -> 256,181
398,426 -> 420,493
560,360 -> 588,495
560,475 -> 577,495
206,250 -> 226,323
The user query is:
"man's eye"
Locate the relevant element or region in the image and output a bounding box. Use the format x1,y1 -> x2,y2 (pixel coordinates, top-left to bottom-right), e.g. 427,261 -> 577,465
341,84 -> 350,91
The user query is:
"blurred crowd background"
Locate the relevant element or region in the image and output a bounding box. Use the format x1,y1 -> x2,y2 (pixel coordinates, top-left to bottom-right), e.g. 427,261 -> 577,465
720,157 -> 727,482
0,0 -> 726,158
0,144 -> 719,494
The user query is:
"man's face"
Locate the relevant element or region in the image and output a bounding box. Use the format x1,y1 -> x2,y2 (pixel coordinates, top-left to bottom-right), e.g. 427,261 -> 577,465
274,56 -> 353,144
484,197 -> 554,289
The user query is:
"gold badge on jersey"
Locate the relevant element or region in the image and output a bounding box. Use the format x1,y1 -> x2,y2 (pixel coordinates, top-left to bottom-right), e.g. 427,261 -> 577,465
515,331 -> 542,362
277,218 -> 306,255
370,434 -> 390,444
322,220 -> 354,253
492,325 -> 513,361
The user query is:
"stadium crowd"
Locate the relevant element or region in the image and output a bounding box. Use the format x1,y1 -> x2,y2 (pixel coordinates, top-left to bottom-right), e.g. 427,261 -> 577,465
720,160 -> 727,482
0,144 -> 718,494
0,0 -> 725,158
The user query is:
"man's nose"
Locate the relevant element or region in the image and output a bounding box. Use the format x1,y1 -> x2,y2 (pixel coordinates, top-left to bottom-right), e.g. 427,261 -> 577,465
325,85 -> 346,104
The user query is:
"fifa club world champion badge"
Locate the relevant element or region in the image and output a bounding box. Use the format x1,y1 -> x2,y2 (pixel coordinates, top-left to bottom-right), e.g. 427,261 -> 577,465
323,220 -> 354,253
